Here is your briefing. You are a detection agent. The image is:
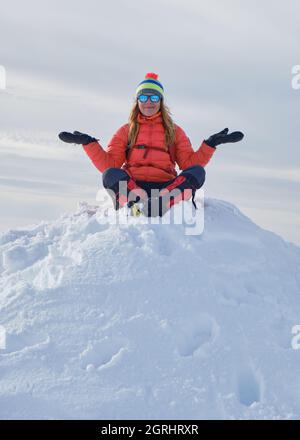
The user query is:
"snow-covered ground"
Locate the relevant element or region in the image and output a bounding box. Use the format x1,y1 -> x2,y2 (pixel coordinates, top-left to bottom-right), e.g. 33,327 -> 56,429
0,195 -> 300,419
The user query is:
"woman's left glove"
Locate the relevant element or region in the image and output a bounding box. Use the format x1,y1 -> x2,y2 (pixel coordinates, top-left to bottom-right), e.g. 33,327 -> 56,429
205,128 -> 244,148
58,131 -> 98,145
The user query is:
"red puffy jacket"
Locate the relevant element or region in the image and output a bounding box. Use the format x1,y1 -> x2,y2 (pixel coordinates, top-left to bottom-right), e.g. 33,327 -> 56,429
83,111 -> 216,182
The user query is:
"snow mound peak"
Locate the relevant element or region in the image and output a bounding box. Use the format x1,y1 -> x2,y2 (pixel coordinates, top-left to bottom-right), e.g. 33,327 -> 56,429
0,197 -> 300,419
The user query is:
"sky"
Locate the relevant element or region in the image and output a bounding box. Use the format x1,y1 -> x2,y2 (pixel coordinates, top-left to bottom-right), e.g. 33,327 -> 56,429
0,0 -> 299,244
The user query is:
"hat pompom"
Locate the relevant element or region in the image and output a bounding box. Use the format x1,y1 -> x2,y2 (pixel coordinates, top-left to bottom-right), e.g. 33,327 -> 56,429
145,72 -> 158,80
136,72 -> 164,98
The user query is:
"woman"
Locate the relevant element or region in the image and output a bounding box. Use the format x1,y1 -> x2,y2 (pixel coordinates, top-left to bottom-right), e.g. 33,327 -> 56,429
59,73 -> 244,217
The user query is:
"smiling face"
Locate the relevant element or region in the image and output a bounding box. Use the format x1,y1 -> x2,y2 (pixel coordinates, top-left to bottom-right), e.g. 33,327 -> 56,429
137,93 -> 161,117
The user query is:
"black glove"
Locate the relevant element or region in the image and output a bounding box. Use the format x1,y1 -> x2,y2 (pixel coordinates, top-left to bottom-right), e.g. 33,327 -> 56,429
205,128 -> 244,148
58,131 -> 98,145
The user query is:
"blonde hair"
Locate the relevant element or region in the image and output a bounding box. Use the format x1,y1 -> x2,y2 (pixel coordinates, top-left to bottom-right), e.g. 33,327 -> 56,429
127,99 -> 176,150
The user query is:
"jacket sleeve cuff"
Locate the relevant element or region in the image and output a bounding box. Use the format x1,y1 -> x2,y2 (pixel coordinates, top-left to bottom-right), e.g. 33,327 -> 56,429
82,140 -> 101,152
202,141 -> 216,151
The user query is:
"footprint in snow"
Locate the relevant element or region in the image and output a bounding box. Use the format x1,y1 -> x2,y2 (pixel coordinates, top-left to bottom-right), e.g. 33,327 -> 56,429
79,336 -> 129,371
170,314 -> 219,357
236,367 -> 262,407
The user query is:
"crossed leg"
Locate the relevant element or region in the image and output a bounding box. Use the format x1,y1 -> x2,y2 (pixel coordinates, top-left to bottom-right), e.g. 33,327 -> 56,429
102,165 -> 206,217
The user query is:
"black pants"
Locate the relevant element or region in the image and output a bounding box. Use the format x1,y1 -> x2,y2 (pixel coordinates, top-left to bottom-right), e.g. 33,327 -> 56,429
102,165 -> 206,214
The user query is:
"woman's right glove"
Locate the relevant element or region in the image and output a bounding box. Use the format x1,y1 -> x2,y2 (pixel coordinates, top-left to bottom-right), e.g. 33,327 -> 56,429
58,131 -> 98,145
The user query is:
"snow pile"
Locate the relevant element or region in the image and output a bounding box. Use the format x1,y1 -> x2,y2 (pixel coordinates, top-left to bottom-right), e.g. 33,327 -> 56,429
0,195 -> 300,420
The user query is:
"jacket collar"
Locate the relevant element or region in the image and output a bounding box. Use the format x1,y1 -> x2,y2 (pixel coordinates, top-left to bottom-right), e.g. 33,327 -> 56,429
137,111 -> 162,124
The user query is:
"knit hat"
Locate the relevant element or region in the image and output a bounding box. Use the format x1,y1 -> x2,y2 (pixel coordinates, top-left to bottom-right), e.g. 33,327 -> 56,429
136,72 -> 164,99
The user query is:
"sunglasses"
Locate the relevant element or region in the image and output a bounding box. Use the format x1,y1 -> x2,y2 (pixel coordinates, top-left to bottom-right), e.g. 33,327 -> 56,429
137,94 -> 161,103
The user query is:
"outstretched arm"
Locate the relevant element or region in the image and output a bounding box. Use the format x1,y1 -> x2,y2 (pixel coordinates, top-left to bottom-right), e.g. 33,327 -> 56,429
59,125 -> 128,173
174,126 -> 216,170
174,126 -> 244,170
